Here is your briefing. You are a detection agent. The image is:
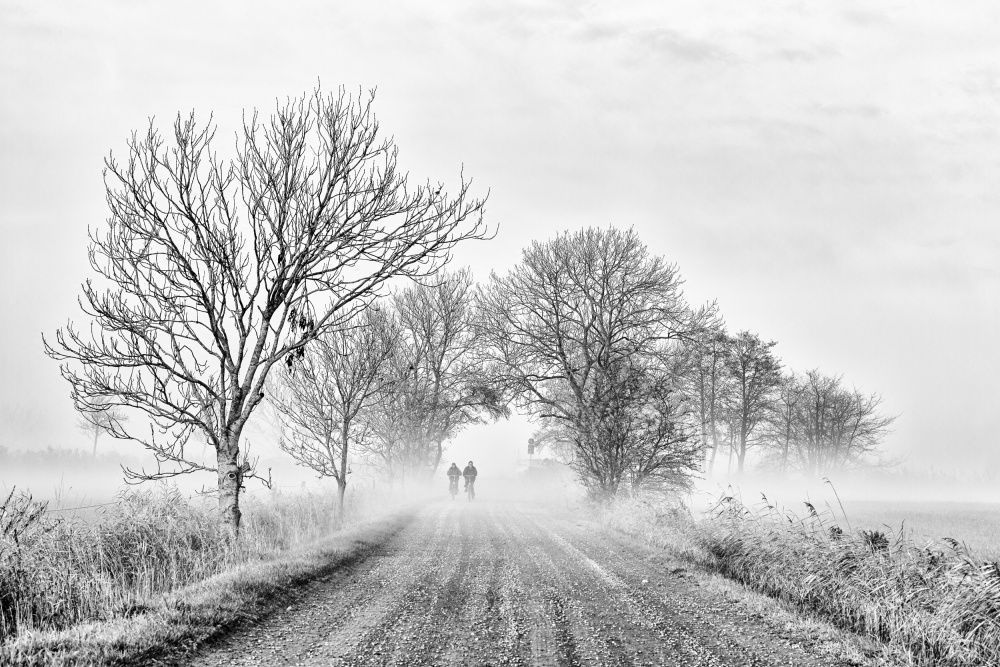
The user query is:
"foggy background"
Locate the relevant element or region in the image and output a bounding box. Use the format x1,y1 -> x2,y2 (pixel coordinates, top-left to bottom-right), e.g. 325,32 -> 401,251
2,1 -> 999,504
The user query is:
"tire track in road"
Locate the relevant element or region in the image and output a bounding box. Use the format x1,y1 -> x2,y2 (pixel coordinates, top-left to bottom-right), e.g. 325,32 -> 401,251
524,512 -> 726,666
534,511 -> 840,667
189,504 -> 452,667
325,503 -> 462,665
190,501 -> 859,667
516,510 -> 670,667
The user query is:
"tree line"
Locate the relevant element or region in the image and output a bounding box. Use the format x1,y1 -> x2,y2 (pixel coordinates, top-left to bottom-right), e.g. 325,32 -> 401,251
44,86 -> 894,533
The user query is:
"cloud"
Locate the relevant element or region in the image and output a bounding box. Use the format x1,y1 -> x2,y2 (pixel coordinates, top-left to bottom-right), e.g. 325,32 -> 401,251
841,9 -> 891,27
637,27 -> 731,62
806,103 -> 884,119
771,44 -> 839,63
961,67 -> 1000,99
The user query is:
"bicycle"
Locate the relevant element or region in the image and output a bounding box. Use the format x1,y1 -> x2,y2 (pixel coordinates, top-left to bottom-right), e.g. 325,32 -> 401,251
465,478 -> 476,502
448,476 -> 459,500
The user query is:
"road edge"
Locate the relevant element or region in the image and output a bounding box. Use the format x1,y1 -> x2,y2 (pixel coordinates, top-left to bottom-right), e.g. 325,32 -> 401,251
598,507 -> 907,667
0,507 -> 418,667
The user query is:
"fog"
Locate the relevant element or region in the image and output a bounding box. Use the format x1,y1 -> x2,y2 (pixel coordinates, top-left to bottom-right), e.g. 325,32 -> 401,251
3,408 -> 995,515
0,414 -> 582,514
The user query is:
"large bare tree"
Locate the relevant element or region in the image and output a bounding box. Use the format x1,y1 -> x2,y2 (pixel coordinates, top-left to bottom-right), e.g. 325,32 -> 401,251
44,87 -> 489,534
268,306 -> 398,516
480,227 -> 703,498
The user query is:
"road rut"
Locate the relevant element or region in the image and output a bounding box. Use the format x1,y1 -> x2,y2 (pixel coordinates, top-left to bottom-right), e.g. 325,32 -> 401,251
189,500 -> 852,666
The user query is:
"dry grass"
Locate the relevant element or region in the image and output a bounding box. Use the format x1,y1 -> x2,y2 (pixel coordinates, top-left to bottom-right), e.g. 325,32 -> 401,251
2,509 -> 413,666
606,493 -> 1000,666
843,499 -> 1000,562
0,482 -> 407,665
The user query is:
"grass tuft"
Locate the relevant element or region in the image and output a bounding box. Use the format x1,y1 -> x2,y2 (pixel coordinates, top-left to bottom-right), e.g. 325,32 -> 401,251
0,483 -> 393,646
604,492 -> 1000,666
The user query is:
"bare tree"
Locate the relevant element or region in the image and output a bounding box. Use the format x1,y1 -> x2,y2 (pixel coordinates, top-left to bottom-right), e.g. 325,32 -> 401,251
268,306 -> 397,516
725,331 -> 782,476
678,317 -> 730,476
44,87 -> 489,534
480,227 -> 703,499
788,370 -> 896,475
763,371 -> 804,473
365,270 -> 506,482
75,396 -> 128,457
603,355 -> 702,492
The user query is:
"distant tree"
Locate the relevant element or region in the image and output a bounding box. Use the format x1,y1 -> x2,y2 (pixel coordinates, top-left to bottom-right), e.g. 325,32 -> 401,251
788,370 -> 895,475
44,87 -> 489,535
724,331 -> 782,476
75,395 -> 128,457
365,270 -> 506,482
480,227 -> 704,499
678,317 -> 730,476
763,371 -> 804,473
268,306 -> 397,516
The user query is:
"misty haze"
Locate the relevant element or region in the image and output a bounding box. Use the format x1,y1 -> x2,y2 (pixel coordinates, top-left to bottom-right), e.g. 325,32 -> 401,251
2,2 -> 999,666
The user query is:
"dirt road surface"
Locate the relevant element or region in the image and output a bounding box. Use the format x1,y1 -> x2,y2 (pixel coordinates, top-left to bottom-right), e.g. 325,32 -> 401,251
189,500 -> 853,667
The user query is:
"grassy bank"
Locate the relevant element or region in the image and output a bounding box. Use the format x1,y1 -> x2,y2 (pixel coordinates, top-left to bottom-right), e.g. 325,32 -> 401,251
604,494 -> 1000,667
0,484 -> 414,666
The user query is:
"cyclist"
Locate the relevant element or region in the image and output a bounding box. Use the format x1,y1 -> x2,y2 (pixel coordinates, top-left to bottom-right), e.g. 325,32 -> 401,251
463,460 -> 478,499
446,462 -> 462,499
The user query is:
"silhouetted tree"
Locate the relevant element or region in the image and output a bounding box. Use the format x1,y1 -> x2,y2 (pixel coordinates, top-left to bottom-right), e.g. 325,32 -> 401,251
788,370 -> 895,475
269,306 -> 397,516
764,371 -> 804,473
725,331 -> 782,476
366,270 -> 506,482
678,317 -> 730,476
75,396 -> 128,457
45,87 -> 489,534
480,227 -> 705,499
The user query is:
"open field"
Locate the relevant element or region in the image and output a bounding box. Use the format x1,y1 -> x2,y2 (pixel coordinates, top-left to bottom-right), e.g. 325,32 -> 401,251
690,475 -> 1000,564
608,491 -> 1000,666
843,499 -> 1000,563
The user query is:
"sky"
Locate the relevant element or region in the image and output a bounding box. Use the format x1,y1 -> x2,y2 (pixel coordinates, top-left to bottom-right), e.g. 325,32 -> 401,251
2,0 -> 1000,483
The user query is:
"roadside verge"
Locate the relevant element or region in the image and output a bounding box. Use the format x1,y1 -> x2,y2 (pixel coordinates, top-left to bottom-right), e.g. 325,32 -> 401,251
1,508 -> 417,667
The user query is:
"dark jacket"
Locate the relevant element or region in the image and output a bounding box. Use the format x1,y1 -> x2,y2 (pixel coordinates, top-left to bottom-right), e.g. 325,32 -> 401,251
447,465 -> 462,479
463,465 -> 478,480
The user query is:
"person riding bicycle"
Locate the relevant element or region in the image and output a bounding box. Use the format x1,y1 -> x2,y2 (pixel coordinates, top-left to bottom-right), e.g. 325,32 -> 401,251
463,461 -> 478,494
447,462 -> 461,496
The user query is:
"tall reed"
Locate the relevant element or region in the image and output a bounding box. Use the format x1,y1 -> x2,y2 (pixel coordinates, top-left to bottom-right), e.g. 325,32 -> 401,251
0,484 -> 379,641
697,495 -> 1000,666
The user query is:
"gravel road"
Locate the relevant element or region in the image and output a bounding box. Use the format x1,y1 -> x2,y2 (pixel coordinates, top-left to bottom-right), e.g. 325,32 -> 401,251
189,500 -> 852,667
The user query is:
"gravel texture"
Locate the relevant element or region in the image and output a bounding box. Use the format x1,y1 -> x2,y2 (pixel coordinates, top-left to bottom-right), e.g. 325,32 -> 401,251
188,500 -> 853,667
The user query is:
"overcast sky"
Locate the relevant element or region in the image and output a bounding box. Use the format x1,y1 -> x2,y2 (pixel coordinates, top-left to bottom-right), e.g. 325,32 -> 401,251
2,1 -> 999,476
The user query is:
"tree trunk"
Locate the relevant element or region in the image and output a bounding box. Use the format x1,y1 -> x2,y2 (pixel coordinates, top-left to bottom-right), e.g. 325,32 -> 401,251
433,438 -> 444,473
737,429 -> 748,476
92,430 -> 99,458
339,419 -> 351,520
216,434 -> 242,537
708,426 -> 719,477
337,479 -> 347,520
726,432 -> 734,477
